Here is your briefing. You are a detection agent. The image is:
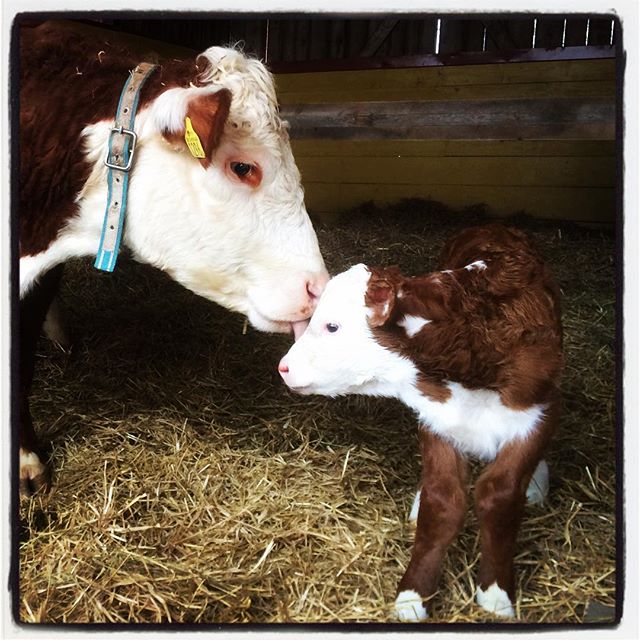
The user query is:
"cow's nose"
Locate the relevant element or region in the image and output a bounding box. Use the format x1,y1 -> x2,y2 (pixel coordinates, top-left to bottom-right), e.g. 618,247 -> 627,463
306,272 -> 329,301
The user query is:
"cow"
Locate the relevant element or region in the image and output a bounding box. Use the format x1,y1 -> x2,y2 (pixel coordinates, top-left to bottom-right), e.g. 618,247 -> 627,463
278,224 -> 563,620
18,21 -> 328,495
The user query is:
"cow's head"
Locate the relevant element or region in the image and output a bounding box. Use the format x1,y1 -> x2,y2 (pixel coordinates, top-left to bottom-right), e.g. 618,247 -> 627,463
88,47 -> 328,335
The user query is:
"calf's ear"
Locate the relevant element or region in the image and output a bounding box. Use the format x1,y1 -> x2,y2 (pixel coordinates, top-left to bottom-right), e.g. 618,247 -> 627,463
366,271 -> 398,327
155,88 -> 232,160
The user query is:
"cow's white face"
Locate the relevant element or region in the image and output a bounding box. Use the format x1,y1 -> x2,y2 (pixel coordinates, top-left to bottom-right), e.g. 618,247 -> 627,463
278,264 -> 416,396
80,47 -> 327,334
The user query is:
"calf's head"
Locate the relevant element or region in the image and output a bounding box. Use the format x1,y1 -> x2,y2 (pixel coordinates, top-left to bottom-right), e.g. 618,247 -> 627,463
278,261 -> 483,396
85,47 -> 327,334
278,264 -> 417,396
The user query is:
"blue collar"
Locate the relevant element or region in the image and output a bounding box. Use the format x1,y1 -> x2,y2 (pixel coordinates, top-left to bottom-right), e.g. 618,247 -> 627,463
94,62 -> 158,272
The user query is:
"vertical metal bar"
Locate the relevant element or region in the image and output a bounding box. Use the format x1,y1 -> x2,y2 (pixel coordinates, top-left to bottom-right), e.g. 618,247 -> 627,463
434,18 -> 442,54
482,25 -> 487,51
562,18 -> 567,48
265,18 -> 270,64
610,19 -> 615,46
585,18 -> 590,46
532,17 -> 537,48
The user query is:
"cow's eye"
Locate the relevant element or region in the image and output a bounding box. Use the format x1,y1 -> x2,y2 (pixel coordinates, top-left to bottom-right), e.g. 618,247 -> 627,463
326,323 -> 340,333
230,162 -> 253,177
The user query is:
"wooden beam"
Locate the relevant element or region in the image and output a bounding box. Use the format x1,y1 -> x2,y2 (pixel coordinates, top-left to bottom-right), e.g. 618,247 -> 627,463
281,97 -> 615,140
270,45 -> 616,73
358,19 -> 399,57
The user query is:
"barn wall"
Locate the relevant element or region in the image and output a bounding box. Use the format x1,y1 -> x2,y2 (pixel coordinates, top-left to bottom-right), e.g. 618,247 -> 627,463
46,21 -> 617,225
275,59 -> 616,224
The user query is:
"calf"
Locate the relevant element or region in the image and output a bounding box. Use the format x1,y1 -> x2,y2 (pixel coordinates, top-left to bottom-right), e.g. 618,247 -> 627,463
18,21 -> 328,493
279,224 -> 562,620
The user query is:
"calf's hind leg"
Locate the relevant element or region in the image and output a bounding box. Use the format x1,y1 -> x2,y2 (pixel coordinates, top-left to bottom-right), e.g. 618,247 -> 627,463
474,408 -> 557,618
395,429 -> 468,621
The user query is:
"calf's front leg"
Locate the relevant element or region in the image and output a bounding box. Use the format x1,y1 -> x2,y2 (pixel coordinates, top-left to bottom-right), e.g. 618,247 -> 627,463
395,429 -> 468,621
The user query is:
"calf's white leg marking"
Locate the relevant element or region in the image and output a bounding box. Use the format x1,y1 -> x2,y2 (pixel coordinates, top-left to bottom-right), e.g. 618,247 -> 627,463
395,589 -> 428,621
526,459 -> 549,505
476,582 -> 515,618
408,488 -> 421,523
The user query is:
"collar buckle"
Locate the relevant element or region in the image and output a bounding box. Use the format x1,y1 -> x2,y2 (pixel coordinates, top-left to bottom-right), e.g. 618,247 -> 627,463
104,126 -> 138,172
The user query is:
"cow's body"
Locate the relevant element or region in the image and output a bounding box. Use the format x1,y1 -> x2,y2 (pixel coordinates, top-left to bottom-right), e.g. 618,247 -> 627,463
18,22 -> 328,493
279,224 -> 563,620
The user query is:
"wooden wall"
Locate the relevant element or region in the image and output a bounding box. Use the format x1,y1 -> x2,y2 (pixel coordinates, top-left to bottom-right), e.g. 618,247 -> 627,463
275,59 -> 616,224
43,21 -> 617,225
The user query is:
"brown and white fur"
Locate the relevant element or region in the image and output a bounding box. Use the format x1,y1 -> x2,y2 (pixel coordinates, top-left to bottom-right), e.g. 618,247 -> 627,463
279,224 -> 563,620
18,22 -> 328,494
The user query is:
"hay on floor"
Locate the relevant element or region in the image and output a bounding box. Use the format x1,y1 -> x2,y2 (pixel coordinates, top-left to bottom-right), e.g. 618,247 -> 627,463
19,200 -> 617,624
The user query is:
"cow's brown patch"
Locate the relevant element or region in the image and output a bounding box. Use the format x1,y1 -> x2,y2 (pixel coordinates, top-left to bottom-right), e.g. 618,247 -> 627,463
19,21 -> 211,256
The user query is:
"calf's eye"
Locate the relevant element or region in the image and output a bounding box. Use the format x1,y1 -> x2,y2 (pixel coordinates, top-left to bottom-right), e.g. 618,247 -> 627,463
326,323 -> 340,333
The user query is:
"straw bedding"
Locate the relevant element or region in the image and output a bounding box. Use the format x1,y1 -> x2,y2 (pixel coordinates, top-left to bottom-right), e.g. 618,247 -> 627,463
18,200 -> 617,624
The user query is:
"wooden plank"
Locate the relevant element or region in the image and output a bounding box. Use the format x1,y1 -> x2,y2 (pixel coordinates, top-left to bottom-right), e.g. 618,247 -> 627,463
274,59 -> 615,94
282,20 -> 296,62
308,19 -> 329,61
296,155 -> 615,188
291,139 -> 616,158
301,182 -> 615,222
277,80 -> 615,104
330,20 -> 346,59
346,20 -> 369,58
281,97 -> 615,141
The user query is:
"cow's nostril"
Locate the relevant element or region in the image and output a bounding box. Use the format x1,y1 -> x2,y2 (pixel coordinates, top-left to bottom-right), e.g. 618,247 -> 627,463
278,361 -> 289,374
306,282 -> 319,300
306,274 -> 328,300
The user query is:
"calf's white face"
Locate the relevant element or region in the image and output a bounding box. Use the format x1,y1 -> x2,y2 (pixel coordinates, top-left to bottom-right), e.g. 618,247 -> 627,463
77,47 -> 327,333
279,264 -> 416,396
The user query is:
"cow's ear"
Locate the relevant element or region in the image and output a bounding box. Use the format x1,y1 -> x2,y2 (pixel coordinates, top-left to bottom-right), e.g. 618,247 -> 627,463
365,270 -> 398,328
160,88 -> 231,160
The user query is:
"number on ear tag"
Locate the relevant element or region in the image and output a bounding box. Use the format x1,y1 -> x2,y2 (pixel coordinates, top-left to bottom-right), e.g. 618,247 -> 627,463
184,117 -> 206,158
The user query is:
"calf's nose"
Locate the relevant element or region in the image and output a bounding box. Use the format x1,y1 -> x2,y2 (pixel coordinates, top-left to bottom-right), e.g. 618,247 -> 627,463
278,358 -> 290,377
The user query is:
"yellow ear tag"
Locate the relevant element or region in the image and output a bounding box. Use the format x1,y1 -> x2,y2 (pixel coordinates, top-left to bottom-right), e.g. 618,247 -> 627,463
184,117 -> 206,158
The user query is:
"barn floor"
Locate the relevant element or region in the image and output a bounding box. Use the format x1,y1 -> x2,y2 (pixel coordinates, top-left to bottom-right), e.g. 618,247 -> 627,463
18,200 -> 617,625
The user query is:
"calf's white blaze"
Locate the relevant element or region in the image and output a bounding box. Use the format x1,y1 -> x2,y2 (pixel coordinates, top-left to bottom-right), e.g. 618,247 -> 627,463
281,264 -> 545,460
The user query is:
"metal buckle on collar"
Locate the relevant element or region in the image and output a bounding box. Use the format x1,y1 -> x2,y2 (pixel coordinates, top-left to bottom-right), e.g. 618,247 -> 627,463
104,126 -> 138,171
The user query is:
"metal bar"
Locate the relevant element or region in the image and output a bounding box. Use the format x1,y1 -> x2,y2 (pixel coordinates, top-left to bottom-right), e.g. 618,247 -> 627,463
562,18 -> 567,48
610,19 -> 615,46
532,17 -> 538,49
585,18 -> 591,46
435,18 -> 442,55
482,26 -> 487,52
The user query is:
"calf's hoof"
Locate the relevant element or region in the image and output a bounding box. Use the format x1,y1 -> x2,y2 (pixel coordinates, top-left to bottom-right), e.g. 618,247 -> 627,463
19,448 -> 50,496
476,582 -> 515,618
395,590 -> 428,622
